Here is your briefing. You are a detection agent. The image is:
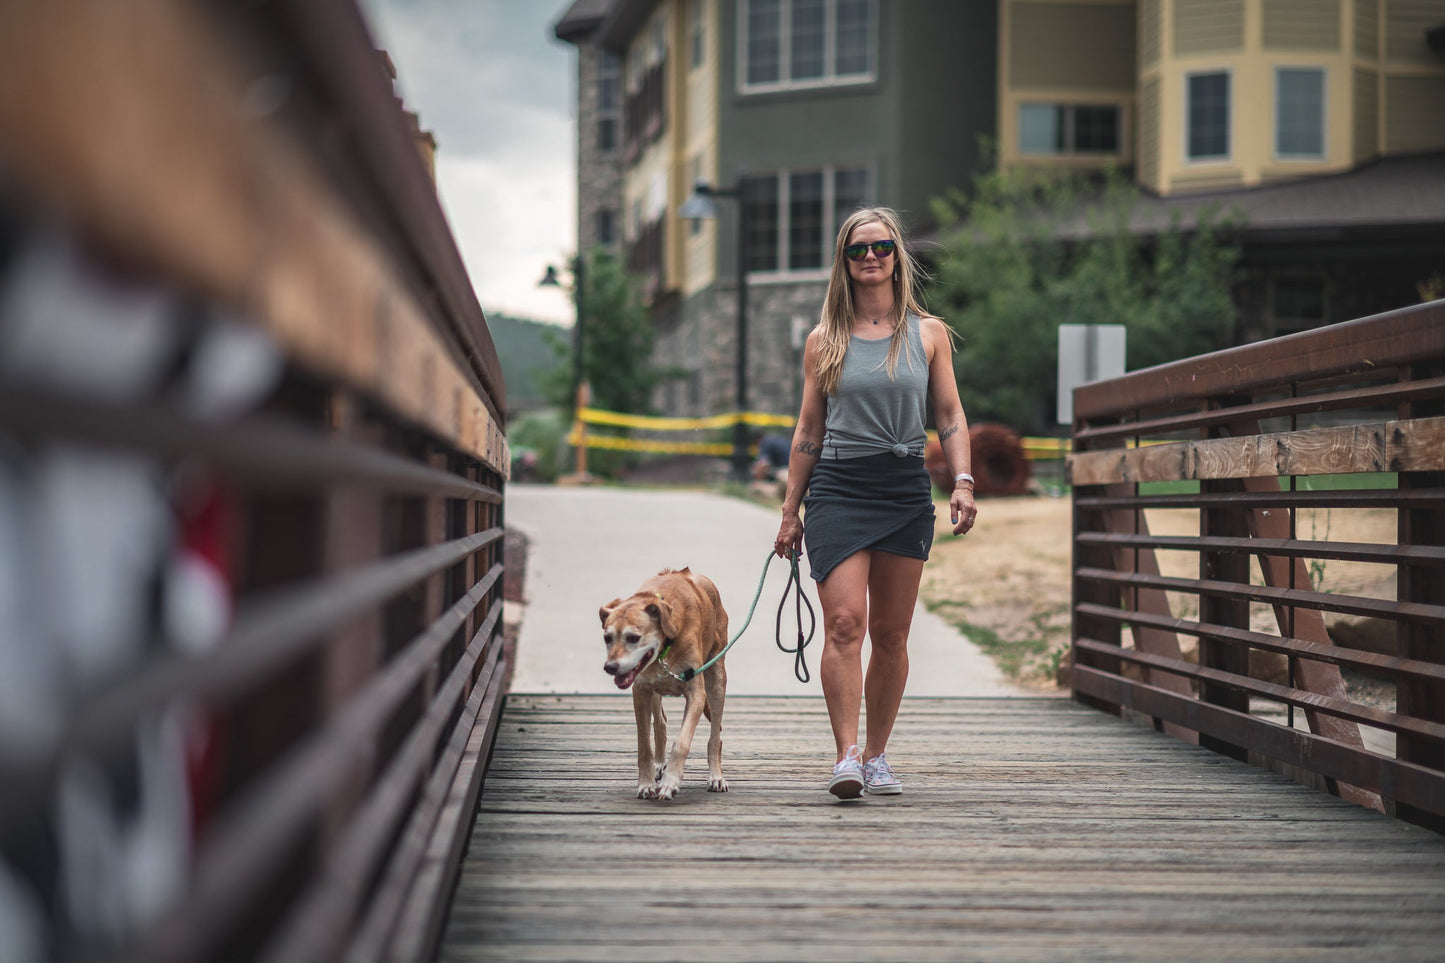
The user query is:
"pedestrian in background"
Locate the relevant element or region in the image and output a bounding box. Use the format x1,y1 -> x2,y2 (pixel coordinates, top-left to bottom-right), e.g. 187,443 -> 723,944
773,206 -> 977,799
752,431 -> 792,482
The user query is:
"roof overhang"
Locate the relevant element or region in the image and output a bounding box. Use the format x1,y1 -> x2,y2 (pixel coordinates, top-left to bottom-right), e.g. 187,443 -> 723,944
552,0 -> 616,44
595,0 -> 658,52
1053,153 -> 1445,246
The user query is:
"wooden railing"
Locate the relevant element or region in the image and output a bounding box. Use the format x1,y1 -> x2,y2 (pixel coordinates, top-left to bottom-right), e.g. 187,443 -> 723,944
1068,299 -> 1445,831
0,1 -> 508,960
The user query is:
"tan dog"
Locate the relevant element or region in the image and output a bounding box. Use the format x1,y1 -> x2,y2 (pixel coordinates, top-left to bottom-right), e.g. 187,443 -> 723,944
599,567 -> 729,799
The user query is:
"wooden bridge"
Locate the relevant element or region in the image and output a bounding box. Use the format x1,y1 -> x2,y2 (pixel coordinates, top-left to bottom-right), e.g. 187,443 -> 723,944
439,695 -> 1445,962
2,2 -> 1444,961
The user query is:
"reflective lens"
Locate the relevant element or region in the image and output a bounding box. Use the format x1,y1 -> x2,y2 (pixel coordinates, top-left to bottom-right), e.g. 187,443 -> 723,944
844,239 -> 897,261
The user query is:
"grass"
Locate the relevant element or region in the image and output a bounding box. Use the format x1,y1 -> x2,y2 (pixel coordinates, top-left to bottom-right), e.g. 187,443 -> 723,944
1137,473 -> 1398,496
925,599 -> 1061,682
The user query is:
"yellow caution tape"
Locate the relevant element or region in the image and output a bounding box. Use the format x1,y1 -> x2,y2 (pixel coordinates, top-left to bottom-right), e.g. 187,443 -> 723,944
567,429 -> 736,456
569,405 -> 1087,460
578,407 -> 796,431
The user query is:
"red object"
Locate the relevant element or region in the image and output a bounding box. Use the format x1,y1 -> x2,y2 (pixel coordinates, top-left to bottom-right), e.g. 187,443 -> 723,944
171,476 -> 236,835
926,423 -> 1032,497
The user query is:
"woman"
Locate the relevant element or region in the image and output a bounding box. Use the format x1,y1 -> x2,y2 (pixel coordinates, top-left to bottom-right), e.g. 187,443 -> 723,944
773,207 -> 976,799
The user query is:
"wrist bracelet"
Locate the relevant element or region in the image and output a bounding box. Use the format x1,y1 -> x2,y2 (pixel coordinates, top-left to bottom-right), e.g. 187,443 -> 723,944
953,472 -> 975,486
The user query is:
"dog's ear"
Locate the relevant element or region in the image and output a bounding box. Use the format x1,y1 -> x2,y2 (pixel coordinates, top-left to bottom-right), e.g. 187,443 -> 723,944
647,599 -> 683,640
599,598 -> 624,626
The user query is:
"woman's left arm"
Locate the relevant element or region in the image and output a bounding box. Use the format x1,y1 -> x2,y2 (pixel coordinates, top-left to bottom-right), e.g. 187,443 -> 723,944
922,316 -> 976,536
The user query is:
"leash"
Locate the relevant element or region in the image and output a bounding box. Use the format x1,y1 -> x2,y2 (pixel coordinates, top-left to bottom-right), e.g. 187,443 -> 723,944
774,549 -> 816,683
659,549 -> 816,684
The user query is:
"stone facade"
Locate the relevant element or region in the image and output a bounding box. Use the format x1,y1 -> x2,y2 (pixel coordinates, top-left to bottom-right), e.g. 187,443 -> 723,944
573,42 -> 622,256
653,278 -> 827,419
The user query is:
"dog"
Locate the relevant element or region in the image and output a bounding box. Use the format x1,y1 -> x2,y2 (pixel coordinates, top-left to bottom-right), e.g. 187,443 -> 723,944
599,567 -> 729,799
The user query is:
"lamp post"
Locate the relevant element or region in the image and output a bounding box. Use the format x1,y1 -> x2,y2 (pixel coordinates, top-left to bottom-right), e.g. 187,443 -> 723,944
539,255 -> 592,482
538,255 -> 586,418
679,179 -> 753,482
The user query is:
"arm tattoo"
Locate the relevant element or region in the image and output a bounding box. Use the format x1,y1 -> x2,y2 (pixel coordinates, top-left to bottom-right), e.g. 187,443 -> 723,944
938,423 -> 960,442
794,441 -> 821,456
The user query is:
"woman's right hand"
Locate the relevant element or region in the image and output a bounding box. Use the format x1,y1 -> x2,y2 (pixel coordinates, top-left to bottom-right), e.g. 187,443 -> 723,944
775,509 -> 803,559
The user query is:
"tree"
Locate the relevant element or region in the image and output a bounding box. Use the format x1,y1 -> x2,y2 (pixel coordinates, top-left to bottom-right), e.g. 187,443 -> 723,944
928,162 -> 1242,436
541,247 -> 676,414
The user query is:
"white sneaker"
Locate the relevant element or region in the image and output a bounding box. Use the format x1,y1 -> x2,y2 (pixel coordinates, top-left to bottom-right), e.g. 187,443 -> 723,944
828,745 -> 864,799
863,753 -> 903,795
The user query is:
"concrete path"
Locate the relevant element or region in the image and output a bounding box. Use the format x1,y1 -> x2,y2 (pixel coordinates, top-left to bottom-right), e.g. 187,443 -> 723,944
504,484 -> 1024,697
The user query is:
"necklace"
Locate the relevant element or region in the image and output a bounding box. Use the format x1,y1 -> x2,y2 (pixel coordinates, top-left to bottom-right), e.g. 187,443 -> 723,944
867,309 -> 893,326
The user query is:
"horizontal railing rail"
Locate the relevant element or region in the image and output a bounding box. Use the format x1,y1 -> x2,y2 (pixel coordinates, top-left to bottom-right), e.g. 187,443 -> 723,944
0,1 -> 510,960
1068,297 -> 1445,831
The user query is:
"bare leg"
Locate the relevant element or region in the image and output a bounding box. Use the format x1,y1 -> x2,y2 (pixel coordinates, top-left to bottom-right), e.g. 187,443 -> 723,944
816,550 -> 872,761
862,552 -> 924,762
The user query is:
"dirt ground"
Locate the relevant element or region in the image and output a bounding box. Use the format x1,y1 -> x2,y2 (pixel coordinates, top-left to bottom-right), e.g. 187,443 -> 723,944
919,491 -> 1399,694
612,455 -> 1399,698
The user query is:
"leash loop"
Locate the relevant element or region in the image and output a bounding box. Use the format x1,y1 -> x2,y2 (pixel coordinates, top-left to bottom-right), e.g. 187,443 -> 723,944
659,548 -> 814,684
774,550 -> 815,683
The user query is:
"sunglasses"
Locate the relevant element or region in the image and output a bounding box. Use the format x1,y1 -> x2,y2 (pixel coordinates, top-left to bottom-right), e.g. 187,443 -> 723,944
843,238 -> 897,261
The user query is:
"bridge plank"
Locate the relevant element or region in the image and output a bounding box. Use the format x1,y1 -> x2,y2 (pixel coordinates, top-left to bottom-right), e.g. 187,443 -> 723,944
440,695 -> 1445,962
1067,416 -> 1445,486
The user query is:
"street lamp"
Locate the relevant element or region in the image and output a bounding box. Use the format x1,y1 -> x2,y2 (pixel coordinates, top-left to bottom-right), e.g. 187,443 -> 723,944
679,178 -> 753,482
538,255 -> 586,420
538,255 -> 592,482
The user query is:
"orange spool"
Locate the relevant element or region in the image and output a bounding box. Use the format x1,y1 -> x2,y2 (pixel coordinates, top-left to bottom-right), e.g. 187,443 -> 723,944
925,423 -> 1032,497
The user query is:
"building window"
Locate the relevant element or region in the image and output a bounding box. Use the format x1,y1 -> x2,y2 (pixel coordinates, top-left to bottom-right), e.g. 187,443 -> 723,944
740,0 -> 875,92
688,0 -> 705,69
1018,104 -> 1121,155
741,176 -> 780,271
596,208 -> 617,247
833,168 -> 868,231
623,18 -> 668,158
740,167 -> 871,274
1187,71 -> 1230,161
597,51 -> 620,153
835,0 -> 870,74
1276,67 -> 1325,159
789,171 -> 824,268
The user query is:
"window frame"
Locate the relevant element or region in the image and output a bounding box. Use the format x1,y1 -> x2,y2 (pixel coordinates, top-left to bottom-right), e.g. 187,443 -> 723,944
737,0 -> 877,95
1017,102 -> 1123,157
1274,65 -> 1327,161
1184,68 -> 1232,163
596,51 -> 621,154
739,165 -> 873,280
596,208 -> 618,247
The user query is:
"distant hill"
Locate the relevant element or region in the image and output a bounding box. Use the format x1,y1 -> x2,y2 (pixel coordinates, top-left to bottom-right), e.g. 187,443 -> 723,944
486,312 -> 567,416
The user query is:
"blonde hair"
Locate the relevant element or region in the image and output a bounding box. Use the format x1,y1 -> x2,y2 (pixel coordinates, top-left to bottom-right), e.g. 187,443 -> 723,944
814,207 -> 935,396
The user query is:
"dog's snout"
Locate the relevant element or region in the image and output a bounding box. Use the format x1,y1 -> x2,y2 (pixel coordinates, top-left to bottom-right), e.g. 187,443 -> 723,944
603,660 -> 620,675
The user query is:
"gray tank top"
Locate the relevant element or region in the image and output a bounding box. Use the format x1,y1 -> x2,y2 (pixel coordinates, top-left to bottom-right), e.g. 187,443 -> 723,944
822,312 -> 929,460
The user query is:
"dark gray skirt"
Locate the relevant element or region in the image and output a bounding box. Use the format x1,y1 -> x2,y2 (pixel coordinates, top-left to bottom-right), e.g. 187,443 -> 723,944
802,452 -> 935,582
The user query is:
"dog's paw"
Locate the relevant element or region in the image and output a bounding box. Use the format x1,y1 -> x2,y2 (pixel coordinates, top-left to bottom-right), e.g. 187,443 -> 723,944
654,776 -> 681,800
708,776 -> 729,793
637,783 -> 661,799
653,765 -> 665,782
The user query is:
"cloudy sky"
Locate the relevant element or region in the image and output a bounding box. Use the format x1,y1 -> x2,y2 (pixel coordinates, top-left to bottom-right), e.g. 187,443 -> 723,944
358,0 -> 578,325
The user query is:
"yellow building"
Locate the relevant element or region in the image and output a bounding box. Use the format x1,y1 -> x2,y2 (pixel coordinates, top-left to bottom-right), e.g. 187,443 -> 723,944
1001,0 -> 1445,338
